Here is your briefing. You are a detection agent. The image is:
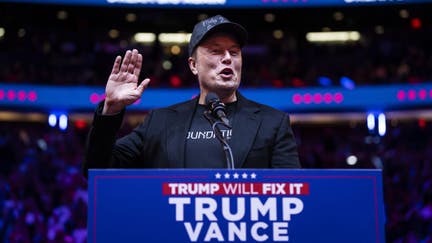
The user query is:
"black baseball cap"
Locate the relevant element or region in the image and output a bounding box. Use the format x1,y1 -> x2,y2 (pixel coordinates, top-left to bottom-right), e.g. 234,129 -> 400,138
188,15 -> 248,56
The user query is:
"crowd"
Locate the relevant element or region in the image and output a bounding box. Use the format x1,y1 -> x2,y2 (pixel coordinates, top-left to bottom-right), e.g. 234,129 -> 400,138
0,120 -> 431,242
0,4 -> 431,88
0,122 -> 88,243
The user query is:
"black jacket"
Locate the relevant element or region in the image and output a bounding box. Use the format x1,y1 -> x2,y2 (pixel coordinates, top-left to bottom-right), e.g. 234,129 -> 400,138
83,93 -> 300,175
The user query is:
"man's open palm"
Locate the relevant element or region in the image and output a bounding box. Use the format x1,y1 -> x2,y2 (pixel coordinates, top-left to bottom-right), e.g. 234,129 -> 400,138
103,49 -> 150,114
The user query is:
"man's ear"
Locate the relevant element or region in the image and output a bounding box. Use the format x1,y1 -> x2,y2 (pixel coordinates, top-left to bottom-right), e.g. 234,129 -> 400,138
188,57 -> 198,75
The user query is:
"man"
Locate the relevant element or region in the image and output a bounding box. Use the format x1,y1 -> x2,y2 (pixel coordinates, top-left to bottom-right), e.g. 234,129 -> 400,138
83,15 -> 300,176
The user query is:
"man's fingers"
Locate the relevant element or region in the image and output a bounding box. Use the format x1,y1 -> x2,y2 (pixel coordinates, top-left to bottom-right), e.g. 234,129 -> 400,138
128,49 -> 138,74
120,50 -> 132,73
136,78 -> 150,94
133,53 -> 143,77
111,56 -> 122,74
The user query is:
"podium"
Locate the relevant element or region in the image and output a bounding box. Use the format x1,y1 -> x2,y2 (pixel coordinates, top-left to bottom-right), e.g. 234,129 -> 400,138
88,169 -> 385,243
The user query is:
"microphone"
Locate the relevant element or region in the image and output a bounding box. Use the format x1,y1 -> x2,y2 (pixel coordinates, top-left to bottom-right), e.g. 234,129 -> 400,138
204,92 -> 235,169
205,92 -> 231,128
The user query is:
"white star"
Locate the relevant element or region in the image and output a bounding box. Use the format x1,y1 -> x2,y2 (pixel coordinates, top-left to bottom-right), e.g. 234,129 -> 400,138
215,173 -> 221,179
233,173 -> 239,179
250,173 -> 257,179
224,173 -> 231,179
242,173 -> 248,179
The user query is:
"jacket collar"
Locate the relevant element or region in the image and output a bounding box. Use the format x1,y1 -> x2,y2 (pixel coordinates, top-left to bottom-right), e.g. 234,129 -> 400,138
230,93 -> 261,168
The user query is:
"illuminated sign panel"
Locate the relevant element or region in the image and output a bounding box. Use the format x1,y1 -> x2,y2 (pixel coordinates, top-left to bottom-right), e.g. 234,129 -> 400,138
88,169 -> 385,243
1,83 -> 432,112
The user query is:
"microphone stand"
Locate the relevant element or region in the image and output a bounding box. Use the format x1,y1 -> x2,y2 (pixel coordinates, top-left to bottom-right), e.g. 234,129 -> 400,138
204,111 -> 235,170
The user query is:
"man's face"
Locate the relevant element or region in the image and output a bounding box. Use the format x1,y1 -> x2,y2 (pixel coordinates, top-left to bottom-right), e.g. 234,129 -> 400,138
189,33 -> 242,99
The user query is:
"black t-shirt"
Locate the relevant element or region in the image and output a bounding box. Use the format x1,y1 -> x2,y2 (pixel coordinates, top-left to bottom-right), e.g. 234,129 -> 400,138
184,102 -> 236,168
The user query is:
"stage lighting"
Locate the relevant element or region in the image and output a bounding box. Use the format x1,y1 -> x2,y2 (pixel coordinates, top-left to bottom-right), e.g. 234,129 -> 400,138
133,33 -> 156,44
367,113 -> 375,132
340,76 -> 355,90
59,114 -> 68,131
158,33 -> 191,45
306,31 -> 360,43
378,113 -> 386,136
0,28 -> 5,39
346,155 -> 358,166
48,114 -> 57,127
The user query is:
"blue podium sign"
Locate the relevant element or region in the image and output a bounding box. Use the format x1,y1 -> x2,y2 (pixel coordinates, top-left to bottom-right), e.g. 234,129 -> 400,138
88,169 -> 385,243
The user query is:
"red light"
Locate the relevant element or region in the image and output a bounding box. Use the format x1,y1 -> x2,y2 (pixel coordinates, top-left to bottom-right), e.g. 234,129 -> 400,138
323,93 -> 332,103
7,90 -> 15,100
74,119 -> 88,130
418,89 -> 427,100
28,91 -> 37,102
418,118 -> 426,128
397,90 -> 406,101
272,79 -> 284,88
17,90 -> 26,101
292,78 -> 305,87
303,93 -> 312,104
292,94 -> 302,104
0,90 -> 4,100
411,18 -> 422,29
313,93 -> 322,104
408,90 -> 416,100
169,75 -> 182,88
90,93 -> 99,104
334,92 -> 343,103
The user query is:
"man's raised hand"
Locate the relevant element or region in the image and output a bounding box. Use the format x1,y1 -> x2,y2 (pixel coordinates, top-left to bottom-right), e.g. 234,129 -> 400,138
103,49 -> 150,115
